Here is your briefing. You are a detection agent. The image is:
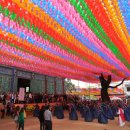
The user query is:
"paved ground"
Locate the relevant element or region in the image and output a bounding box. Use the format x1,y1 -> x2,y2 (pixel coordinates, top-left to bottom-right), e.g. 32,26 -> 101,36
0,111 -> 130,130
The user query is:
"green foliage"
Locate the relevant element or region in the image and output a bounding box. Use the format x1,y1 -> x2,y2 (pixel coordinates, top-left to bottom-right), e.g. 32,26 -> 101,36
65,79 -> 76,93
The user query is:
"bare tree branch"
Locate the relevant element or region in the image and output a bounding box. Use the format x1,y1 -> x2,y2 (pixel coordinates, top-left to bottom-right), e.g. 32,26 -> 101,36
109,78 -> 127,88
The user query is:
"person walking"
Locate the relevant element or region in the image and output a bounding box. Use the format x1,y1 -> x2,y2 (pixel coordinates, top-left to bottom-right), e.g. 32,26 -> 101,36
38,106 -> 45,130
1,103 -> 5,119
18,108 -> 24,130
6,102 -> 11,116
14,106 -> 20,129
44,105 -> 52,130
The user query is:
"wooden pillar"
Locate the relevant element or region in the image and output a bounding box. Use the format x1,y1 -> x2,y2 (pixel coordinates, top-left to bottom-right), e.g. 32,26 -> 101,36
10,68 -> 15,93
62,78 -> 65,94
45,76 -> 47,94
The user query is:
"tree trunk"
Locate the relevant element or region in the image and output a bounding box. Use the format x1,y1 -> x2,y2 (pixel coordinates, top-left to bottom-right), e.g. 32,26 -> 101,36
101,88 -> 110,102
99,73 -> 126,102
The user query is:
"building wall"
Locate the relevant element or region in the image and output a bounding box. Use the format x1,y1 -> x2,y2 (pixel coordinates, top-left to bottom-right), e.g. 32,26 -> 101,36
30,74 -> 45,93
56,78 -> 63,94
124,84 -> 130,98
30,79 -> 45,93
47,76 -> 55,94
0,67 -> 12,93
0,66 -> 65,94
0,75 -> 11,93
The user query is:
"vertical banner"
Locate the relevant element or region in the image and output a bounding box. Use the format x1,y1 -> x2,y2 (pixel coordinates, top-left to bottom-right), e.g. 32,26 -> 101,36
19,87 -> 25,101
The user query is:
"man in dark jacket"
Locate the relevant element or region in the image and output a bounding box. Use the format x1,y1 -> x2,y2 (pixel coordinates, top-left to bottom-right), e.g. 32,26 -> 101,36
38,106 -> 45,130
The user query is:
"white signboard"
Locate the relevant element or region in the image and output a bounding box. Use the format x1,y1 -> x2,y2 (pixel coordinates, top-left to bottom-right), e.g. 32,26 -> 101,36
19,88 -> 25,101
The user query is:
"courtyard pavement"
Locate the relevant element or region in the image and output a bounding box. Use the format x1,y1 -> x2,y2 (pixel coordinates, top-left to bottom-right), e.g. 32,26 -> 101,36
0,111 -> 129,130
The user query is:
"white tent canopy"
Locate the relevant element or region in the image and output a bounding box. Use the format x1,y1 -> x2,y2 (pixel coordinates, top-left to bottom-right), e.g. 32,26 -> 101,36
111,96 -> 122,100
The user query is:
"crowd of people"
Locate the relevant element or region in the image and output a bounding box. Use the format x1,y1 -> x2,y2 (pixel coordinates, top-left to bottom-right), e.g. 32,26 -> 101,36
53,99 -> 129,126
0,92 -> 130,130
0,92 -> 69,104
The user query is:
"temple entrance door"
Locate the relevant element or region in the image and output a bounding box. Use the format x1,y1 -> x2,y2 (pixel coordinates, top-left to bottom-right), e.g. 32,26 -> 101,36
17,78 -> 30,93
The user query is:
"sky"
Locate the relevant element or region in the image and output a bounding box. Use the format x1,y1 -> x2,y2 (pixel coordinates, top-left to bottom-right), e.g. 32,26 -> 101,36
71,79 -> 99,88
71,79 -> 130,89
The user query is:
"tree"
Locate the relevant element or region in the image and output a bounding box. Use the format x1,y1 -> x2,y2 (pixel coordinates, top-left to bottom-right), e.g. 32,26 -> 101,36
99,73 -> 126,102
65,79 -> 76,93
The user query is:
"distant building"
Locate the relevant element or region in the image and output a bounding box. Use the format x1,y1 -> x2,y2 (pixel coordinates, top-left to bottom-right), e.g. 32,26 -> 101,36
124,84 -> 130,98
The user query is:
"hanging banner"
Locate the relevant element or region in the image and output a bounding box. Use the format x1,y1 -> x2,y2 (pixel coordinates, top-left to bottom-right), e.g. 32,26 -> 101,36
19,87 -> 25,101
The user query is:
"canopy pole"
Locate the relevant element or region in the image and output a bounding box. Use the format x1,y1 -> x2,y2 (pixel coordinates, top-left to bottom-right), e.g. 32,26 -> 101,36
78,80 -> 79,91
89,83 -> 90,100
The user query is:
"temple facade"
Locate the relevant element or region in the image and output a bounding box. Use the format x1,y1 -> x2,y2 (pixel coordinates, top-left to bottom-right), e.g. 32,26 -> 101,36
0,65 -> 65,94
